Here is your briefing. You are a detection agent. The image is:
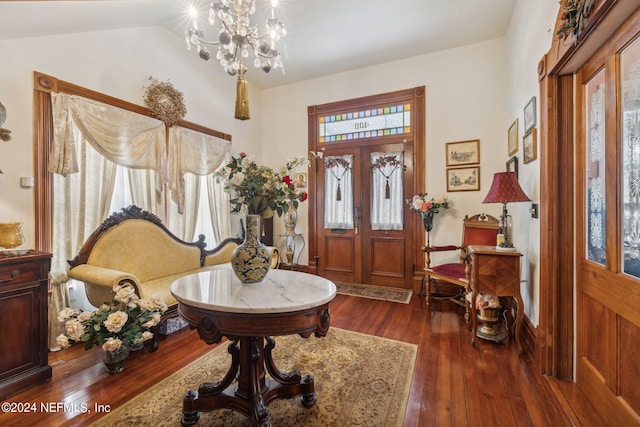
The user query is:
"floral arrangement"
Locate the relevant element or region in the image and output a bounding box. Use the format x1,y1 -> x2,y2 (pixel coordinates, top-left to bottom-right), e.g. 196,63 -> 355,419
56,283 -> 167,353
407,193 -> 450,215
407,193 -> 450,233
371,155 -> 403,170
466,292 -> 500,309
324,156 -> 351,170
143,77 -> 187,126
216,152 -> 309,217
555,0 -> 595,44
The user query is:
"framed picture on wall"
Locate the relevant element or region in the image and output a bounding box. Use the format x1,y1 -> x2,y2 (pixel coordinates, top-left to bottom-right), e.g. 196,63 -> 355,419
508,119 -> 518,156
295,172 -> 307,189
446,166 -> 480,192
506,156 -> 519,178
524,96 -> 536,132
445,139 -> 480,167
523,128 -> 537,163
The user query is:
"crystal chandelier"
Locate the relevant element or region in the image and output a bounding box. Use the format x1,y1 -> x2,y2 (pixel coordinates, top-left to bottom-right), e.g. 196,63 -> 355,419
186,0 -> 287,120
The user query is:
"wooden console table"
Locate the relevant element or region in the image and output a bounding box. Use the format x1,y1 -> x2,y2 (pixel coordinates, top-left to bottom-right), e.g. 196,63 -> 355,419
171,267 -> 336,426
0,250 -> 52,399
467,245 -> 524,354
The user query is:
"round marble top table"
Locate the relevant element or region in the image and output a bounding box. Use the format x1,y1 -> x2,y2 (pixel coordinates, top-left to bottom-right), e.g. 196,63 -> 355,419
170,266 -> 336,427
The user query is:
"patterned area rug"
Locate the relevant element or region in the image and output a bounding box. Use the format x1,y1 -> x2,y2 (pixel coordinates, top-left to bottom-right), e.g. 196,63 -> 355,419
92,328 -> 416,426
335,282 -> 413,304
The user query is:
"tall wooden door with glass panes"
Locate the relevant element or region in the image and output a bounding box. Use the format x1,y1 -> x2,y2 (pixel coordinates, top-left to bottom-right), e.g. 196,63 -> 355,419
316,142 -> 414,288
309,88 -> 424,290
575,16 -> 640,422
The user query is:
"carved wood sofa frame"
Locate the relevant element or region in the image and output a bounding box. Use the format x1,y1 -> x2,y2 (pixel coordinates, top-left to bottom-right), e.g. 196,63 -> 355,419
67,205 -> 241,351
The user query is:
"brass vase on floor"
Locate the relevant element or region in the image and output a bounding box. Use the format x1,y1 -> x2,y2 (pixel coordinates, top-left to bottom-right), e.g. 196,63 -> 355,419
476,307 -> 507,343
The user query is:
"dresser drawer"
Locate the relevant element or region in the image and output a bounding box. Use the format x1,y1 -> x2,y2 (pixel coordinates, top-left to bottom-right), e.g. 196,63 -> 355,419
0,262 -> 41,287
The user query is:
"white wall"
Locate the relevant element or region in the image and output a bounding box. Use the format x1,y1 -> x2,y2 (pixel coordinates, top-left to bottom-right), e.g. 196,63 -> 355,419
0,26 -> 263,246
504,0 -> 559,325
0,2 -> 561,326
262,38 -> 509,268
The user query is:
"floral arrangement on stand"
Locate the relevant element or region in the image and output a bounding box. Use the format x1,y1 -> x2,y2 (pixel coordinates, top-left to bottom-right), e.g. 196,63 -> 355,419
216,152 -> 309,217
406,193 -> 450,233
57,284 -> 167,373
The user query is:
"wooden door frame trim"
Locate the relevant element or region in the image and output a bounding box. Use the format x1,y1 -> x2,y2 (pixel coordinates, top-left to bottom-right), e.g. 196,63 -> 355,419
307,87 -> 425,286
538,0 -> 639,377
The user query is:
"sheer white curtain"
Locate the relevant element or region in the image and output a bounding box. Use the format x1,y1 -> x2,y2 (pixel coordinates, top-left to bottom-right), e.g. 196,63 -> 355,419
49,94 -> 165,350
168,126 -> 230,214
207,172 -> 231,243
371,151 -> 404,230
324,155 -> 354,229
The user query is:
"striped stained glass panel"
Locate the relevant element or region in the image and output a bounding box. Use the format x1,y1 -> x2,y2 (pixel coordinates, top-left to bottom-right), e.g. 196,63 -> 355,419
318,104 -> 411,143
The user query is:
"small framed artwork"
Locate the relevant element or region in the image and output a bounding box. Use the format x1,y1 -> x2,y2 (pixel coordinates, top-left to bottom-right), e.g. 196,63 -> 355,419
523,128 -> 537,164
508,119 -> 518,156
445,139 -> 480,167
506,156 -> 519,178
446,166 -> 480,192
524,96 -> 536,132
295,172 -> 307,189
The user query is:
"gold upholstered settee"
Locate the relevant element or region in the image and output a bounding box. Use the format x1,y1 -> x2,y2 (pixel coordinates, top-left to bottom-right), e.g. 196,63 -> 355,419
67,205 -> 241,351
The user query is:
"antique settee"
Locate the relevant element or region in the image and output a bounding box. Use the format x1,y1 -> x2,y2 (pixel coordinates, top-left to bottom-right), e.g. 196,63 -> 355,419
67,205 -> 242,351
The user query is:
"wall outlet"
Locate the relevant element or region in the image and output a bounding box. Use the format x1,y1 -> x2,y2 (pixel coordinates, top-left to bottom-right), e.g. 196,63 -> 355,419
530,203 -> 539,219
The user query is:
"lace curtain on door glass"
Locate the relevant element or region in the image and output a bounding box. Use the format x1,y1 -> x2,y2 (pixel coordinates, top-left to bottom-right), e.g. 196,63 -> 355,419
324,155 -> 354,229
371,151 -> 403,231
587,81 -> 605,265
622,54 -> 640,277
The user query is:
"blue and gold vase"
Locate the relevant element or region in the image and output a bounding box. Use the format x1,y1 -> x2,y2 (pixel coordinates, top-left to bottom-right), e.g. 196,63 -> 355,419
231,214 -> 271,283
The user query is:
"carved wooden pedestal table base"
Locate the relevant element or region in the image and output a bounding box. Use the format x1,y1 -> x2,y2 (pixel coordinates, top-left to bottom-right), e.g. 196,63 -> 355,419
171,267 -> 336,426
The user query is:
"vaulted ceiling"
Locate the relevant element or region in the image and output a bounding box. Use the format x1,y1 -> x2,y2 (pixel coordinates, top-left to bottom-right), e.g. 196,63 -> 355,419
0,0 -> 517,88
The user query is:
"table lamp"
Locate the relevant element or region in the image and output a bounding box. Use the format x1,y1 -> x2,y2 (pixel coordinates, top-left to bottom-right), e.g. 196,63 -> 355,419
482,171 -> 530,248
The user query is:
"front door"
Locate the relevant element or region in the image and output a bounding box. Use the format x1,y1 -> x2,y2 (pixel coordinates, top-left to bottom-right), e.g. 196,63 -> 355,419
307,87 -> 425,290
315,142 -> 414,288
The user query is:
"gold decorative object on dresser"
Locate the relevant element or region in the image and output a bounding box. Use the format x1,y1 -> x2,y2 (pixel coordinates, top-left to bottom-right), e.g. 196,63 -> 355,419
467,244 -> 524,354
0,250 -> 52,399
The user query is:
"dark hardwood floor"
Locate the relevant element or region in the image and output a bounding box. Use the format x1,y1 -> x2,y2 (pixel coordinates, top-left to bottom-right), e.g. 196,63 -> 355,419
1,293 -> 602,426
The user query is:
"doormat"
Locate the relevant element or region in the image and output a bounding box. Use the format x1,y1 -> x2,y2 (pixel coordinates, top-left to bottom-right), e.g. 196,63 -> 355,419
335,282 -> 412,304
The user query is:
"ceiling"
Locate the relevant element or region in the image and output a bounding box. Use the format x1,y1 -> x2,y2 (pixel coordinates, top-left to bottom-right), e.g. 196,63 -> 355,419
0,0 -> 517,89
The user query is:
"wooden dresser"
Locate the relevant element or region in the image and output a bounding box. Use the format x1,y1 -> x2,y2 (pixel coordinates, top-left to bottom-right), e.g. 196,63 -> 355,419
0,250 -> 52,399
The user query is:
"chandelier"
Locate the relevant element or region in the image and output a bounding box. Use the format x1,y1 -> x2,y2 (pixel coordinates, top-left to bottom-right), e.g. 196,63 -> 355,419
186,0 -> 287,120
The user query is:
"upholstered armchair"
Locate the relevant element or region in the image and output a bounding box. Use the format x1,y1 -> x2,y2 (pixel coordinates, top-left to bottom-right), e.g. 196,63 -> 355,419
420,213 -> 499,319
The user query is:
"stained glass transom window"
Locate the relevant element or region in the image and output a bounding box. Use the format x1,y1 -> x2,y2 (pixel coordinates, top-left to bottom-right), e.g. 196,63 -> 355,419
319,104 -> 411,143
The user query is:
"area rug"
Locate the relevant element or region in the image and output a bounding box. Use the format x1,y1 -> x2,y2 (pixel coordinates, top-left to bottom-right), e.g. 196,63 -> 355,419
335,282 -> 413,304
92,328 -> 417,426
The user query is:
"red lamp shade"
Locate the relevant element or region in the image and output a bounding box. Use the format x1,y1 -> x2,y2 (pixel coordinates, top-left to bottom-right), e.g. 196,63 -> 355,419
483,172 -> 530,204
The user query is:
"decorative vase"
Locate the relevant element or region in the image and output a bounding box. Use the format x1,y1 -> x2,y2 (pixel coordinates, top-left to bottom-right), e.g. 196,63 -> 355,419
101,341 -> 130,374
476,307 -> 507,343
421,210 -> 435,232
284,202 -> 298,235
0,222 -> 25,249
231,214 -> 271,284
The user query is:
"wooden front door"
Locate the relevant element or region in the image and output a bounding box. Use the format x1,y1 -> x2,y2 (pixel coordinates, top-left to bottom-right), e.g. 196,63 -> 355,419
573,10 -> 640,424
315,142 -> 414,288
308,88 -> 425,290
